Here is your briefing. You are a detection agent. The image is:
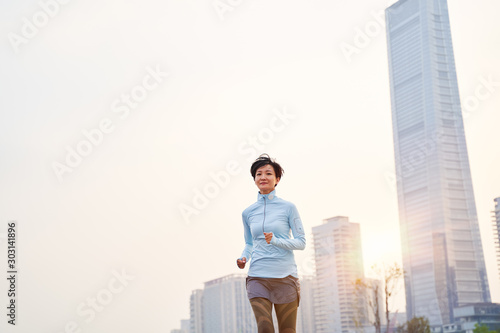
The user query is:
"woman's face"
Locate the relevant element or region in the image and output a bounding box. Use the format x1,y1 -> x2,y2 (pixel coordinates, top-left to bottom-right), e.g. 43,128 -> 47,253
254,164 -> 280,194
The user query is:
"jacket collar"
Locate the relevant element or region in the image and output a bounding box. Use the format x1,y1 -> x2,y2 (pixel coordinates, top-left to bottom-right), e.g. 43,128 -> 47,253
257,189 -> 277,201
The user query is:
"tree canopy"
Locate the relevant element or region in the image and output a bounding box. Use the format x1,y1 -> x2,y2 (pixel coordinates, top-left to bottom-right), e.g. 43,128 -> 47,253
398,316 -> 430,333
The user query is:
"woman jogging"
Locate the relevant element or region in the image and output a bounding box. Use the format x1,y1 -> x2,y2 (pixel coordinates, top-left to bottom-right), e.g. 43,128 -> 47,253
237,153 -> 306,333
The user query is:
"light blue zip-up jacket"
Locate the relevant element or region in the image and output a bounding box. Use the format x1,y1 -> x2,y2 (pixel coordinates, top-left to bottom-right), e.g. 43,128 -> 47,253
239,189 -> 306,278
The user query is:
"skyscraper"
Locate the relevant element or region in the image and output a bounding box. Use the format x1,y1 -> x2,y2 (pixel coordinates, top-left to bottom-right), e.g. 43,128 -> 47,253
385,0 -> 491,326
312,216 -> 368,333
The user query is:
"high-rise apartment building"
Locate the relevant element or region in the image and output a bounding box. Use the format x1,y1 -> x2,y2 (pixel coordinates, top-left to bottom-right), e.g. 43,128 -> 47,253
385,0 -> 491,326
171,319 -> 190,333
312,216 -> 367,333
297,275 -> 316,333
189,289 -> 204,333
202,274 -> 256,333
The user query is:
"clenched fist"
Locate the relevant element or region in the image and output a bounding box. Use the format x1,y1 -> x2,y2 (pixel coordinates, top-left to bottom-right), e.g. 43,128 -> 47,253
264,232 -> 273,244
237,257 -> 247,269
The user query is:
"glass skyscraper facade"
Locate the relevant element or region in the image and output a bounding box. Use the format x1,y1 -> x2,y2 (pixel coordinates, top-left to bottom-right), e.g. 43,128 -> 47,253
385,0 -> 490,326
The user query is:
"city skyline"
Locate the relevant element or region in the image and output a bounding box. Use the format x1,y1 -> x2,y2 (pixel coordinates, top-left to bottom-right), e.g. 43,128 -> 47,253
0,0 -> 499,331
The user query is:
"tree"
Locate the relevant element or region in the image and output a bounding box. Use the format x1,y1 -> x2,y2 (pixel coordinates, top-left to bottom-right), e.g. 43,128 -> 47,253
473,323 -> 498,333
380,263 -> 404,333
353,263 -> 403,333
398,317 -> 430,333
354,277 -> 382,333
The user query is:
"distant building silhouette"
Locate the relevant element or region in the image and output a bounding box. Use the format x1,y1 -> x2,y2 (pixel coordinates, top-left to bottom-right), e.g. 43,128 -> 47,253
195,274 -> 256,333
493,198 -> 500,281
189,272 -> 317,332
171,319 -> 189,333
443,303 -> 500,333
297,275 -> 316,333
312,216 -> 369,333
189,289 -> 203,333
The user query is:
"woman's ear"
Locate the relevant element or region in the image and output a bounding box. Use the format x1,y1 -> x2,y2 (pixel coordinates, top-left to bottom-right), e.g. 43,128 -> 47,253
275,177 -> 281,187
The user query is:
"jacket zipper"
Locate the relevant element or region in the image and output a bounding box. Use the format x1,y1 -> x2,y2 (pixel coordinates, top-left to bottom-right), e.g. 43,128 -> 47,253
262,196 -> 266,234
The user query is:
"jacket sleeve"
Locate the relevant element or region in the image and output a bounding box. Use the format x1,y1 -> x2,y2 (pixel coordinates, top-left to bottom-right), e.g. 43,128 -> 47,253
270,203 -> 306,250
240,211 -> 253,260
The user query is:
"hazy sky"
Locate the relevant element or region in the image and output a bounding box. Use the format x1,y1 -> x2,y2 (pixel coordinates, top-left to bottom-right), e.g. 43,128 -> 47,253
1,0 -> 499,331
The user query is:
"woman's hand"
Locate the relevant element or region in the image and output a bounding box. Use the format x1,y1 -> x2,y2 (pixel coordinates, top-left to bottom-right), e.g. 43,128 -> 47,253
237,257 -> 247,269
264,232 -> 273,244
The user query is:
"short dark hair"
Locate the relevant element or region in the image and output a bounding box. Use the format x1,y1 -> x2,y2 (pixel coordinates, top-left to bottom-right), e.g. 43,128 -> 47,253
250,154 -> 284,185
